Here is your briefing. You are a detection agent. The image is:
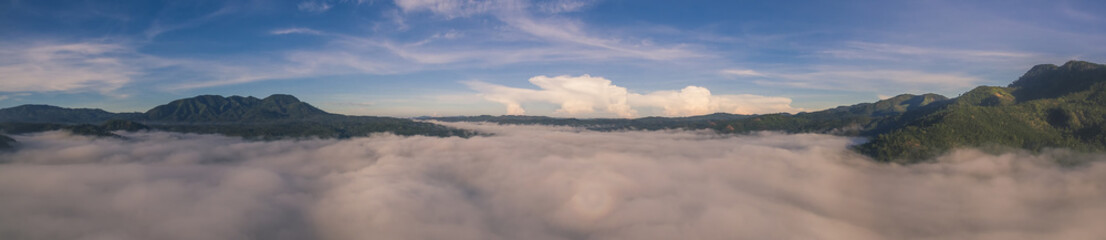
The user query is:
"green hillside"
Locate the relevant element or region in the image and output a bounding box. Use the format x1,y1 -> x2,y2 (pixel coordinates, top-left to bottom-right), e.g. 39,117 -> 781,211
858,61 -> 1106,163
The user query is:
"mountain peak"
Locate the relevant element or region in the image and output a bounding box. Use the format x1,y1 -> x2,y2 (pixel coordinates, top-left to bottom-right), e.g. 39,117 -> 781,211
262,94 -> 301,104
1008,60 -> 1106,101
871,93 -> 948,115
1015,64 -> 1059,83
144,94 -> 329,122
1061,60 -> 1102,71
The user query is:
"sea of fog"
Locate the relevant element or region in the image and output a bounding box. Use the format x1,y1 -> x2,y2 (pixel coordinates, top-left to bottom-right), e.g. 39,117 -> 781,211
1,122 -> 1104,240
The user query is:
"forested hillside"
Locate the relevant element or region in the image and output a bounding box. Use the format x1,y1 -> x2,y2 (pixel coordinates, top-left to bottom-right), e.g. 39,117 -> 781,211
5,61 -> 1106,163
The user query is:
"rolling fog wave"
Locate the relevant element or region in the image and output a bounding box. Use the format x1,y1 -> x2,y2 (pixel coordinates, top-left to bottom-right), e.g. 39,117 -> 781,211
1,123 -> 1104,240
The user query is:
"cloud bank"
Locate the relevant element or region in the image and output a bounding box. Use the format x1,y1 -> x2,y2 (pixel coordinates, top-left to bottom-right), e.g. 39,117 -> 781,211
468,75 -> 801,117
1,125 -> 1104,240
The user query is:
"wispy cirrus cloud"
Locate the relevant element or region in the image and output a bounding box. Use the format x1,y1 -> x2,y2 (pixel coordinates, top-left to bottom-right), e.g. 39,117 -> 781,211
820,42 -> 1037,63
0,43 -> 139,95
385,0 -> 705,61
270,27 -> 324,35
720,69 -> 765,77
533,0 -> 596,14
749,68 -> 982,95
394,0 -> 496,18
170,0 -> 706,90
372,0 -> 706,64
144,6 -> 235,40
297,0 -> 373,13
162,59 -> 329,91
298,1 -> 333,13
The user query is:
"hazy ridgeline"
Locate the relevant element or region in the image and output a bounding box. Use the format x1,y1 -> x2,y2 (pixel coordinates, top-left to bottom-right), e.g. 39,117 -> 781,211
1,123 -> 1104,240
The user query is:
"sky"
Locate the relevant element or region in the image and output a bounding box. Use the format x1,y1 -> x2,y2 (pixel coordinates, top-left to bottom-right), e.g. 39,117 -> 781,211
1,0 -> 1105,117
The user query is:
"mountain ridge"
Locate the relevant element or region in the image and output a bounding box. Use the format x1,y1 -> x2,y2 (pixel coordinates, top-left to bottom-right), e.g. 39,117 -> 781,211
0,94 -> 472,141
143,94 -> 333,122
1009,60 -> 1106,101
0,104 -> 135,124
857,60 -> 1106,162
3,61 -> 1106,163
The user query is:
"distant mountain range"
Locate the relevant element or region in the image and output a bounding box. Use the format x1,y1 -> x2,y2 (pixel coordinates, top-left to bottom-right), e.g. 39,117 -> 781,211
0,94 -> 472,150
0,94 -> 331,123
0,105 -> 133,124
432,61 -> 1106,163
430,92 -> 952,137
426,112 -> 756,131
3,61 -> 1106,163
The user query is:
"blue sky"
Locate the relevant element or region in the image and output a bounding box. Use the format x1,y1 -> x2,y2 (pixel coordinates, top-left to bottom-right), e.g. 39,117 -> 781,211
1,0 -> 1104,117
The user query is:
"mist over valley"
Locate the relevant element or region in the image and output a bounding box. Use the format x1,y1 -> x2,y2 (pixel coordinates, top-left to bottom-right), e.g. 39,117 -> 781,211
3,124 -> 1105,239
4,0 -> 1106,239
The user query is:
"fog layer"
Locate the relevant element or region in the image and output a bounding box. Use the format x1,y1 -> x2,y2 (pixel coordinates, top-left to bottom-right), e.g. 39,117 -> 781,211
1,123 -> 1104,240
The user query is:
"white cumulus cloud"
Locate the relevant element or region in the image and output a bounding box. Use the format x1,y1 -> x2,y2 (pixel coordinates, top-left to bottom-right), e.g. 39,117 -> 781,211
468,74 -> 801,117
